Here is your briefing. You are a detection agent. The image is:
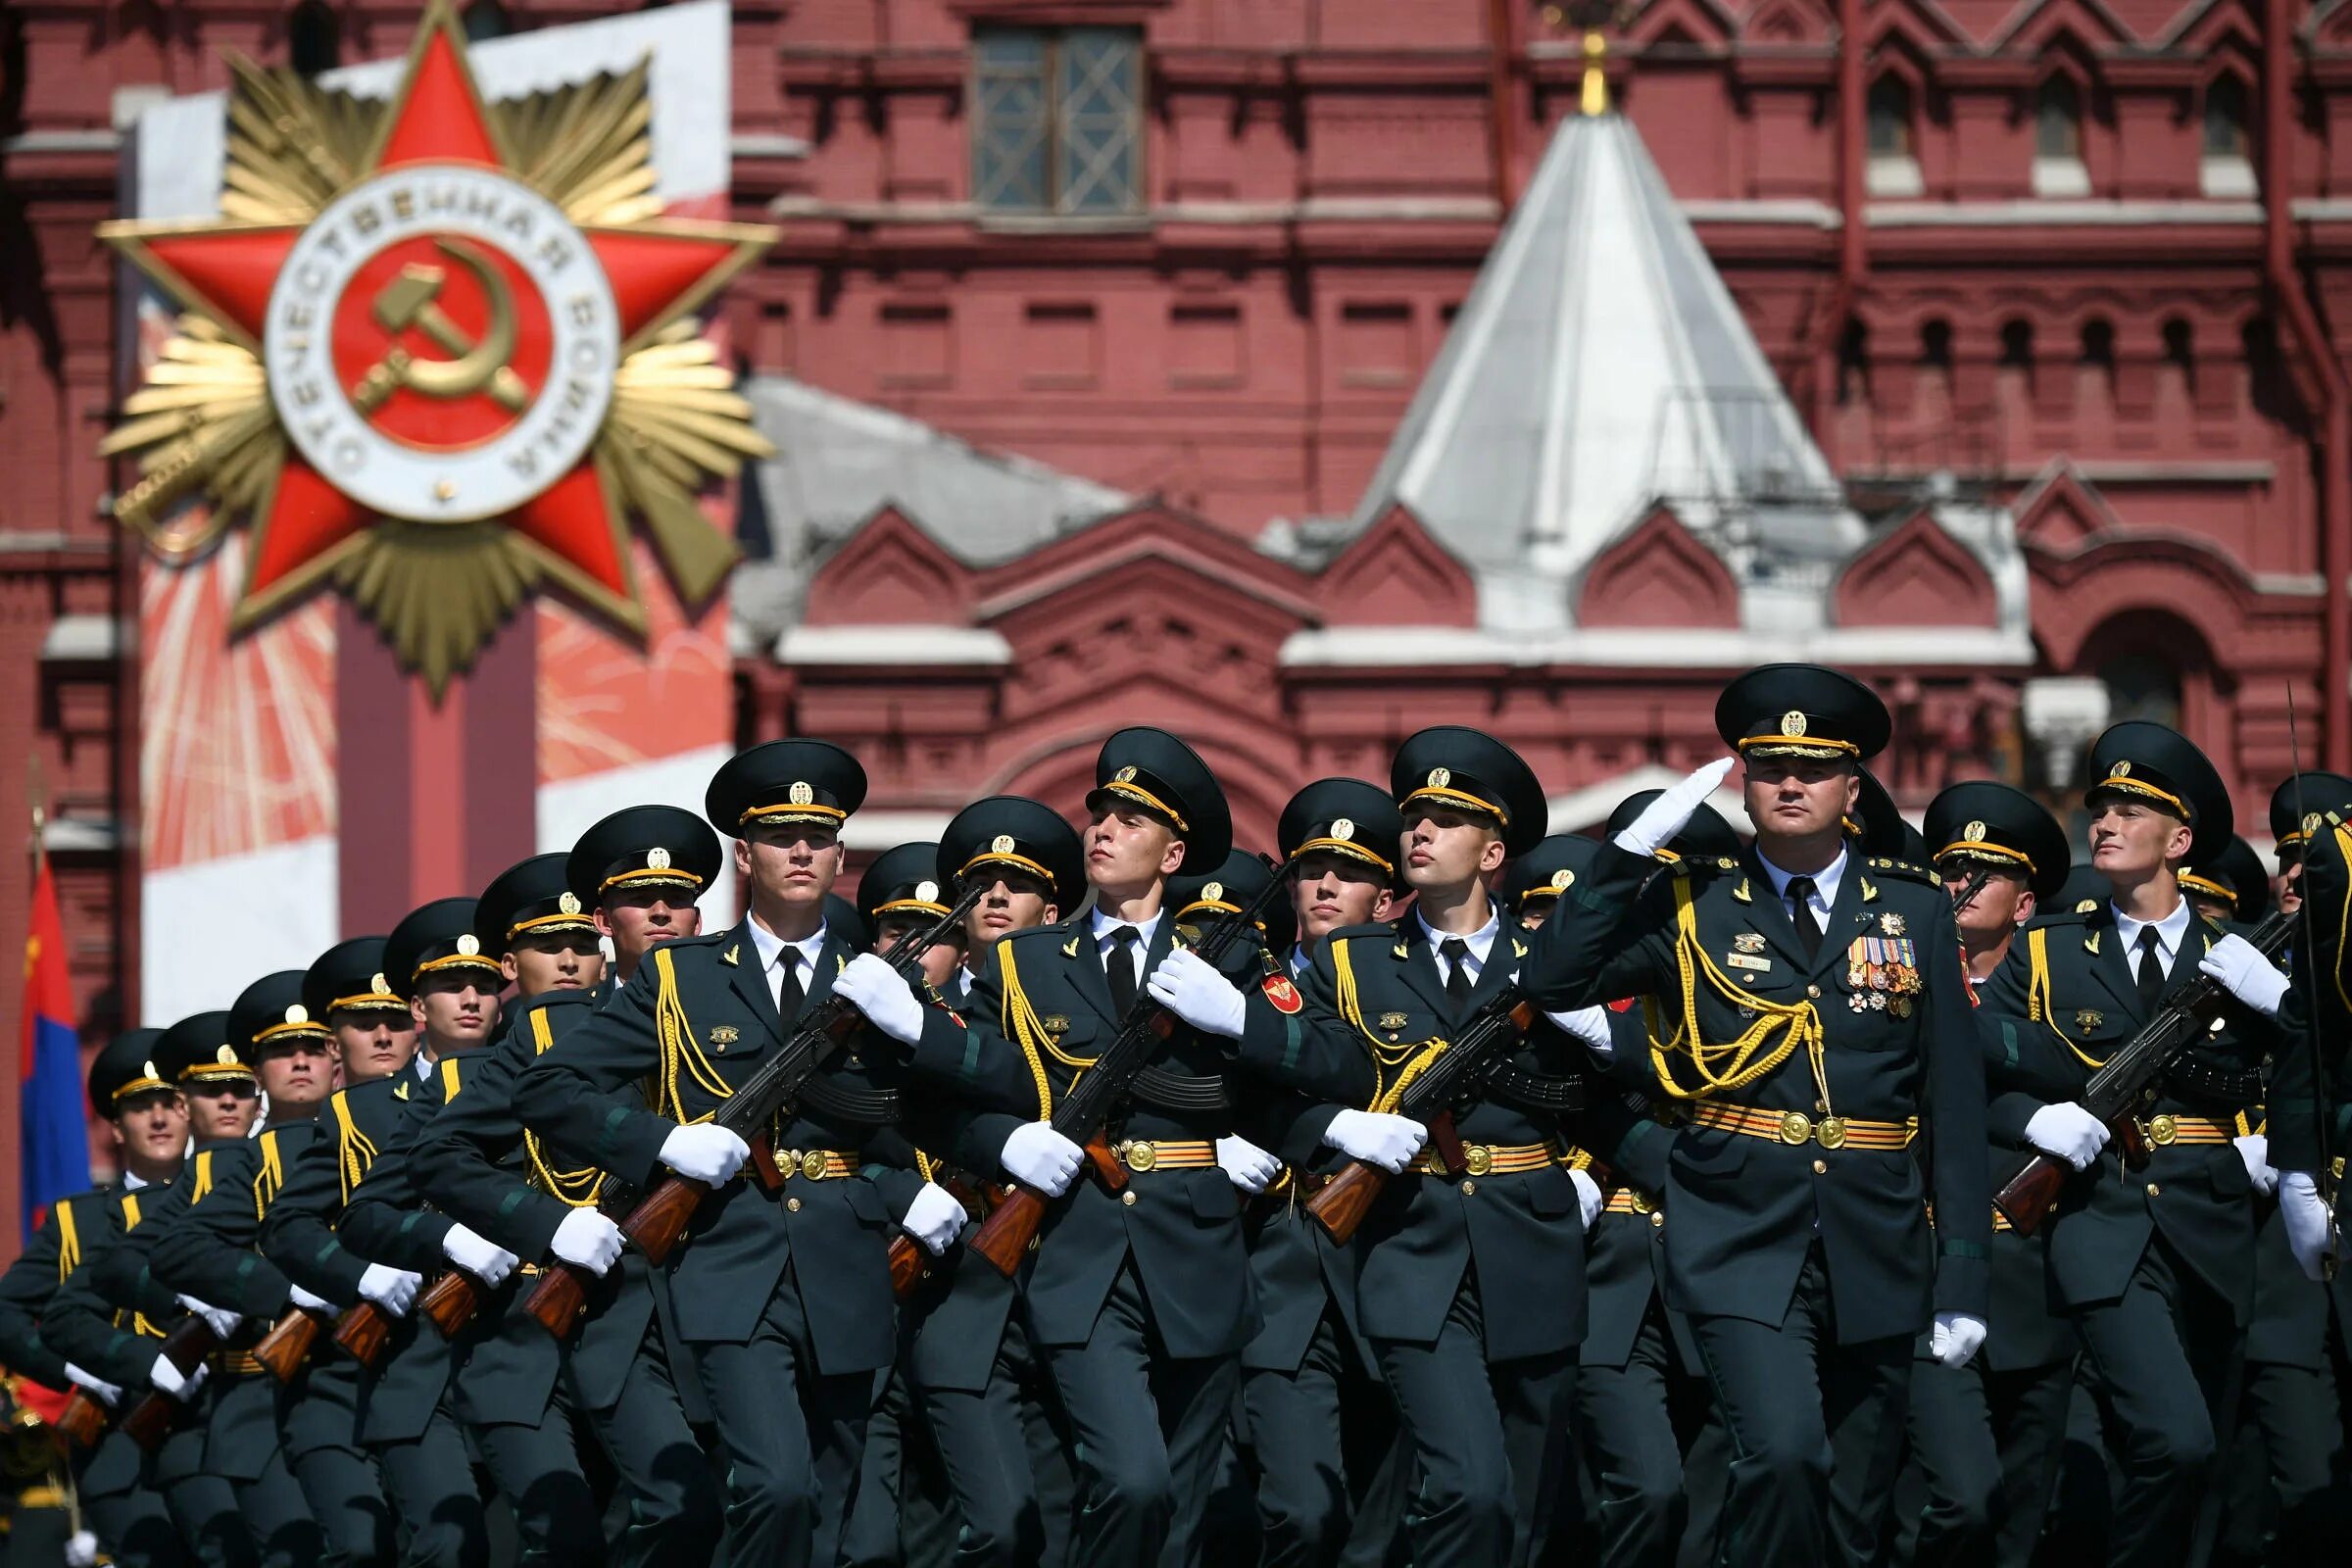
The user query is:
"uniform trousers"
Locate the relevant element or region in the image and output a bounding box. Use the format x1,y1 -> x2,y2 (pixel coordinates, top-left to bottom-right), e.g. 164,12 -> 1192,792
1895,1349 -> 2075,1566
80,1430 -> 192,1568
1039,1260 -> 1240,1568
910,1311 -> 1076,1568
1374,1276 -> 1576,1568
155,1408 -> 252,1568
468,1404 -> 603,1566
370,1408 -> 486,1568
2073,1233 -> 2244,1568
1239,1306 -> 1409,1568
1686,1246 -> 1911,1568
1572,1302 -> 1703,1568
282,1359 -> 393,1567
575,1315 -> 722,1568
692,1259 -> 872,1568
209,1373 -> 325,1568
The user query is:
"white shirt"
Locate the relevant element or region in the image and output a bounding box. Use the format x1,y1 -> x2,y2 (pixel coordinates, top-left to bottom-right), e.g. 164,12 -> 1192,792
748,915 -> 829,1014
1290,944 -> 1312,979
1089,907 -> 1163,989
2111,897 -> 2192,980
122,1170 -> 151,1193
413,1054 -> 434,1084
1756,846 -> 1848,934
1417,907 -> 1500,989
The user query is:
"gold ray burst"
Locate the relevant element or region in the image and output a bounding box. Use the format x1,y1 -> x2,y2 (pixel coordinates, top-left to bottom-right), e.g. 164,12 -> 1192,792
335,521 -> 540,693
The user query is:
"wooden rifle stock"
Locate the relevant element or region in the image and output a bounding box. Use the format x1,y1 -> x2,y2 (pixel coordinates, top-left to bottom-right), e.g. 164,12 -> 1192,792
1990,1154 -> 2066,1235
119,1317 -> 216,1452
888,1236 -> 927,1300
1303,1161 -> 1388,1246
52,1389 -> 107,1451
254,1306 -> 328,1384
969,1135 -> 1125,1278
330,1300 -> 394,1369
524,1176 -> 707,1339
417,1269 -> 482,1340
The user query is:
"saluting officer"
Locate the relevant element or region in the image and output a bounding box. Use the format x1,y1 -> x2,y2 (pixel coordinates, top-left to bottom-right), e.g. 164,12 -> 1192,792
956,728 -> 1370,1566
1976,723 -> 2293,1568
512,742 -> 915,1568
1286,729 -> 1605,1568
1524,664 -> 1992,1568
1890,782 -> 2074,1568
0,1031 -> 186,1568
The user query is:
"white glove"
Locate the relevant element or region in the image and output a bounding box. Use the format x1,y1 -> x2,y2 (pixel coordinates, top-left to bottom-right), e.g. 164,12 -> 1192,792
65,1529 -> 98,1568
1612,757 -> 1738,858
1546,1005 -> 1615,1060
2280,1170 -> 2337,1281
1569,1168 -> 1604,1228
1000,1121 -> 1084,1198
356,1263 -> 420,1316
148,1354 -> 206,1402
550,1207 -> 625,1276
63,1362 -> 120,1406
661,1122 -> 751,1186
833,953 -> 927,1047
2233,1134 -> 2278,1197
175,1295 -> 241,1339
2024,1102 -> 2111,1170
1931,1310 -> 1988,1370
1216,1135 -> 1281,1195
440,1223 -> 518,1287
1323,1108 -> 1429,1173
1146,949 -> 1249,1040
900,1182 -> 967,1256
288,1284 -> 334,1313
2197,934 -> 2289,1018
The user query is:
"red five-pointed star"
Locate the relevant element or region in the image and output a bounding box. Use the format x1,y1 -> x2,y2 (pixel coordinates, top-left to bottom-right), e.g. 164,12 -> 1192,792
107,1 -> 767,640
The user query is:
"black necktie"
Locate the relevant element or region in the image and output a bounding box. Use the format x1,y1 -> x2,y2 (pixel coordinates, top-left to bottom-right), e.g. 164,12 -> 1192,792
1105,925 -> 1141,1017
1441,937 -> 1473,1009
2134,927 -> 2165,1014
1786,876 -> 1822,961
776,950 -> 804,1020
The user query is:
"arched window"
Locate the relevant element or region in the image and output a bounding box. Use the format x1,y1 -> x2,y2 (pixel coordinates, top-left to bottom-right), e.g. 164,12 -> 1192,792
1838,317 -> 1871,406
2162,317 -> 2194,396
2202,74 -> 2255,195
2097,652 -> 2182,727
1865,76 -> 1923,196
2033,75 -> 2089,196
289,0 -> 340,77
463,0 -> 509,41
1999,318 -> 2034,368
2080,318 -> 2116,371
1920,318 -> 1953,369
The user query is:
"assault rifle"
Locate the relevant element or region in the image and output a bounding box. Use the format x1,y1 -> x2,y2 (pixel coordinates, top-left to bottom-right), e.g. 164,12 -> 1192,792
967,859 -> 1295,1277
522,881 -> 989,1338
253,1300 -> 333,1384
1993,905 -> 2295,1233
116,1316 -> 215,1451
1306,985 -> 1583,1245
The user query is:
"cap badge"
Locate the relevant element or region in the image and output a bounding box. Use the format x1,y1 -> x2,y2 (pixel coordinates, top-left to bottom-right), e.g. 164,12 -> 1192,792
2076,898 -> 2099,913
141,1059 -> 160,1082
1203,881 -> 1224,903
991,834 -> 1016,855
647,846 -> 672,870
216,1045 -> 238,1066
788,781 -> 814,806
2307,812 -> 2325,837
1114,765 -> 1138,784
284,1004 -> 308,1025
1427,766 -> 1451,789
558,891 -> 582,915
915,880 -> 939,905
2111,760 -> 2132,778
1963,820 -> 1986,843
369,972 -> 388,995
1549,868 -> 1575,890
1331,817 -> 1354,841
1782,710 -> 1807,737
456,933 -> 481,957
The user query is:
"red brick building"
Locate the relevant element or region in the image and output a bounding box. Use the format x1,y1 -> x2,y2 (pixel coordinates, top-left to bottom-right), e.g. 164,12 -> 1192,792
3,0 -> 2347,1224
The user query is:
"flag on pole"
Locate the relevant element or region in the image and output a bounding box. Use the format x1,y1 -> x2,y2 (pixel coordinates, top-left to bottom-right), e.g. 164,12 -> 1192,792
19,855 -> 85,1234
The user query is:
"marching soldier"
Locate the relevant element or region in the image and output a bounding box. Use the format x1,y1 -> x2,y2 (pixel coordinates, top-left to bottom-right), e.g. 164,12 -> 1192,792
1524,664 -> 1992,1568
1976,722 -> 2292,1568
512,741 -> 912,1568
1891,782 -> 2075,1568
412,812 -> 727,1568
2264,773 -> 2352,916
41,1011 -> 266,1567
953,728 -> 1372,1566
2181,837 -> 2271,927
337,868 -> 602,1568
1288,729 -> 1604,1568
0,1031 -> 185,1568
1235,777 -> 1409,1568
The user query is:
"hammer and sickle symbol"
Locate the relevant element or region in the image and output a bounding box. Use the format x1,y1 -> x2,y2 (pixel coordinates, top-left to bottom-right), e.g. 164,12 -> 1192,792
350,237 -> 529,416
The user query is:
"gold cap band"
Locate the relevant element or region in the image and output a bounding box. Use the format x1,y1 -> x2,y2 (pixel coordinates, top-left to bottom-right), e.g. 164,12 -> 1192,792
958,849 -> 1057,887
1936,840 -> 2035,873
327,991 -> 407,1013
1402,784 -> 1508,824
739,802 -> 847,828
2090,771 -> 2189,819
508,910 -> 599,938
251,1019 -> 330,1045
414,953 -> 501,980
1098,780 -> 1190,833
873,897 -> 952,920
599,867 -> 707,894
1739,735 -> 1861,759
2177,870 -> 2234,906
1290,836 -> 1395,874
111,1075 -> 171,1102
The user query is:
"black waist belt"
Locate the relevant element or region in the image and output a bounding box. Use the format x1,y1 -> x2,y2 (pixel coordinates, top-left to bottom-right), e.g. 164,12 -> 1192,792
2160,1057 -> 2262,1109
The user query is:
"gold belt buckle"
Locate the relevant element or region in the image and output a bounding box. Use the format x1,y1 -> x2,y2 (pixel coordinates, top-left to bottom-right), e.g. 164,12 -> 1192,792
1629,1191 -> 1653,1215
1815,1116 -> 1848,1151
800,1149 -> 831,1181
2145,1114 -> 2179,1147
1779,1110 -> 1813,1146
1463,1145 -> 1494,1177
1122,1140 -> 1157,1173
